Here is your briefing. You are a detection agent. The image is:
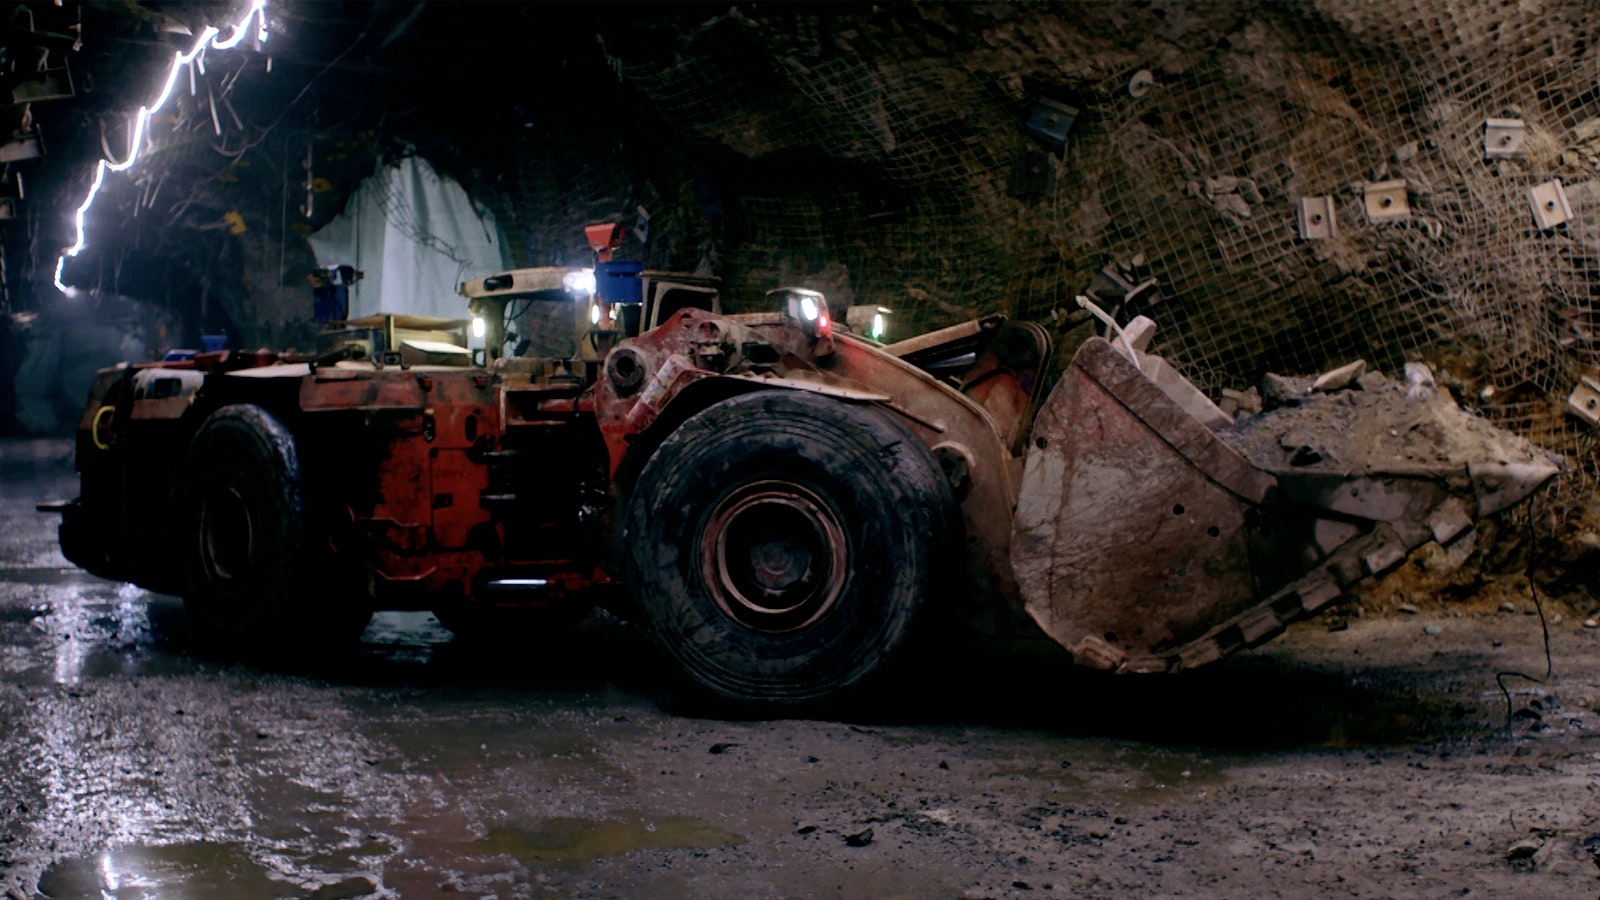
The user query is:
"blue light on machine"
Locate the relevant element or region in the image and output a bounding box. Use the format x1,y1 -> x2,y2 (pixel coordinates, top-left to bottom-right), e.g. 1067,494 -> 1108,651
54,0 -> 269,293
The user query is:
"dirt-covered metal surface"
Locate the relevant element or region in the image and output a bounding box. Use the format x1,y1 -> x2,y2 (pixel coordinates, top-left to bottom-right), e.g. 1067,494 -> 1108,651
3,437 -> 1600,898
1222,366 -> 1558,479
1013,344 -> 1560,675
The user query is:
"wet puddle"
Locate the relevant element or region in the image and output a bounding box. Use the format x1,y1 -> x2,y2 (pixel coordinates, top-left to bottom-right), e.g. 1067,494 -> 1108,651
350,611 -> 452,665
478,812 -> 740,868
35,842 -> 290,899
0,582 -> 195,685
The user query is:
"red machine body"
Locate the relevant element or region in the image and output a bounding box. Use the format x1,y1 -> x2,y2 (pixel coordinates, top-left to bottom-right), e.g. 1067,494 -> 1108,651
44,259 -> 1559,706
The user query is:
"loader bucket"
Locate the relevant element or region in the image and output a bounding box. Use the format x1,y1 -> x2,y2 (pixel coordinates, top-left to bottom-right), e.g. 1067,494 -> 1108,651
1011,337 -> 1560,674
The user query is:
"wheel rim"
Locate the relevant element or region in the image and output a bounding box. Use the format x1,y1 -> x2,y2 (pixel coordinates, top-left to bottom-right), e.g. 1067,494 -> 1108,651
700,480 -> 848,634
199,478 -> 254,584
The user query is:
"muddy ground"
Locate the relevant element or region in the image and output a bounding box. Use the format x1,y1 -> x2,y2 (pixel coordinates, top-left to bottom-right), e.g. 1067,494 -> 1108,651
2,436 -> 1599,899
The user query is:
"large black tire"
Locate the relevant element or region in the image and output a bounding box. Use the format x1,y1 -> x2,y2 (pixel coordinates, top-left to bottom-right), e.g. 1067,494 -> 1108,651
181,404 -> 370,651
623,391 -> 957,707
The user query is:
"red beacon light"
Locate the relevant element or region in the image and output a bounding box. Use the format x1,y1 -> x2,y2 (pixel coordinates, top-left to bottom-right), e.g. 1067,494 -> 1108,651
584,222 -> 625,263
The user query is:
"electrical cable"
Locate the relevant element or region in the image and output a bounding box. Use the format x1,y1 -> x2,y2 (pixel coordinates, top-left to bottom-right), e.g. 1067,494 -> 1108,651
501,296 -> 535,350
1495,494 -> 1555,729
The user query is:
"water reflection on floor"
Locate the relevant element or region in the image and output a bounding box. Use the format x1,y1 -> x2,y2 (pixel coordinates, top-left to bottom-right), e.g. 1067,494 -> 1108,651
37,842 -> 288,900
3,438 -> 1582,899
0,575 -> 1505,897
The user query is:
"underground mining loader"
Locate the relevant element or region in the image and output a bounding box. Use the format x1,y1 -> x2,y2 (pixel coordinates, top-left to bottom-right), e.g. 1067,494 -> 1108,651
42,268 -> 1559,705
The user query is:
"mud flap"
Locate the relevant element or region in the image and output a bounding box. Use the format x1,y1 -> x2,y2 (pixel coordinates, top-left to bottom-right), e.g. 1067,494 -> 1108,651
1011,338 -> 1281,671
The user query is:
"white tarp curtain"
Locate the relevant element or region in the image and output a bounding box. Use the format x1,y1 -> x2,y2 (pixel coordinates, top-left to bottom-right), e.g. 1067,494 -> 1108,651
307,156 -> 511,319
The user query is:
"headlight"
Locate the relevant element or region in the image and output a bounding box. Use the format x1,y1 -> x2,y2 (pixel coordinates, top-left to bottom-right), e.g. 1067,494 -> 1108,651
769,287 -> 833,341
844,304 -> 892,341
563,268 -> 596,295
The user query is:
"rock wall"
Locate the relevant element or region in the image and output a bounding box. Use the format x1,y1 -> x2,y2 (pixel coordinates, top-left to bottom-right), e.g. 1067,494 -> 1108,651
19,1 -> 1600,543
568,0 -> 1600,533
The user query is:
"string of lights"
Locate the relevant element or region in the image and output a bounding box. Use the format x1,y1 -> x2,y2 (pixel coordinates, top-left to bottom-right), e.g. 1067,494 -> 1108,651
53,0 -> 269,293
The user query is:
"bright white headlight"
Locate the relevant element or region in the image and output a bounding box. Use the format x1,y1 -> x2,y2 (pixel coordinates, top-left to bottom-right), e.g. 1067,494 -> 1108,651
564,269 -> 596,295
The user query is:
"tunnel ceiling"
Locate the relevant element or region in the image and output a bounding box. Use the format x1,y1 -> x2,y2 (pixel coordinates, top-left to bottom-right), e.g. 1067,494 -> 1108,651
4,0 -> 634,329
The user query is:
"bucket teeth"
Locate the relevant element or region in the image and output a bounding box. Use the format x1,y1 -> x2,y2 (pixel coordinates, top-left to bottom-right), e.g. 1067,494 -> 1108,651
1016,339 -> 1564,676
1470,459 -> 1562,518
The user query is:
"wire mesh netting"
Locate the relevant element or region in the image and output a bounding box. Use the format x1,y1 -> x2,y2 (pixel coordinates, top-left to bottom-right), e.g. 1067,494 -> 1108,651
557,2 -> 1600,531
